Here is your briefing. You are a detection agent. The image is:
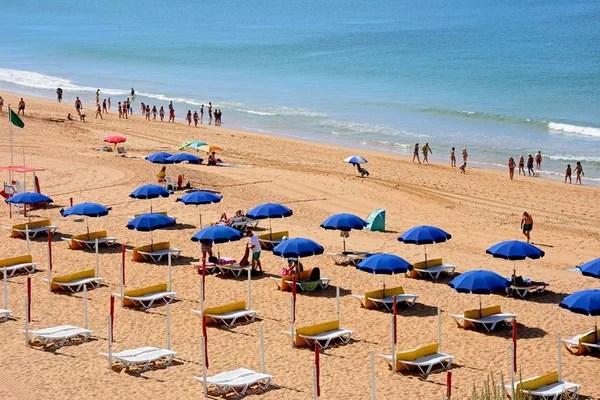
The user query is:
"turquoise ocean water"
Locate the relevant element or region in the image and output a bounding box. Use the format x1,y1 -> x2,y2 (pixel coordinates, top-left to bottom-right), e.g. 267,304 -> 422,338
1,0 -> 599,182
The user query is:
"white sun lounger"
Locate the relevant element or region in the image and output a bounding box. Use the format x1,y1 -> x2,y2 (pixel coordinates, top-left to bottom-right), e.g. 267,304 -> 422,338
229,217 -> 260,231
22,325 -> 92,348
327,252 -> 370,266
9,225 -> 58,238
380,352 -> 454,377
504,381 -> 581,400
284,328 -> 354,349
508,282 -> 548,298
352,294 -> 418,310
62,236 -> 118,250
0,309 -> 12,322
413,264 -> 456,279
449,312 -> 517,331
192,309 -> 258,328
137,248 -> 182,263
216,263 -> 248,277
113,291 -> 176,309
99,346 -> 176,371
0,262 -> 38,278
194,368 -> 272,396
43,276 -> 104,293
270,276 -> 332,291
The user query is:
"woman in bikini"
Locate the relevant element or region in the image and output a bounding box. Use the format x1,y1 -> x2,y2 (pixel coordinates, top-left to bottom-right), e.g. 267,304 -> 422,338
450,147 -> 456,167
565,164 -> 572,183
508,157 -> 515,180
518,155 -> 525,175
575,162 -> 583,184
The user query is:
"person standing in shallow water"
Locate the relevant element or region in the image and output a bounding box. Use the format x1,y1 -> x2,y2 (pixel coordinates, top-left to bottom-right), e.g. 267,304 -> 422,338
462,147 -> 468,163
521,212 -> 533,243
518,155 -> 525,175
422,142 -> 432,164
450,147 -> 456,167
527,154 -> 534,176
565,164 -> 572,183
535,151 -> 542,170
413,143 -> 421,164
575,161 -> 583,184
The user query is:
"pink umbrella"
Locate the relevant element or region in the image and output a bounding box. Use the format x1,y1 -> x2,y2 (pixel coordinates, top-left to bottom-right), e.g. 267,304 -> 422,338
104,135 -> 127,144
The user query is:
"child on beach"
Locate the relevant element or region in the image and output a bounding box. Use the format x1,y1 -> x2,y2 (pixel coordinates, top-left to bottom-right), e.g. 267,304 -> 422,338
422,142 -> 432,164
575,162 -> 583,184
521,212 -> 533,243
518,155 -> 525,175
459,163 -> 466,174
508,157 -> 515,180
413,143 -> 421,164
450,147 -> 456,167
565,164 -> 572,183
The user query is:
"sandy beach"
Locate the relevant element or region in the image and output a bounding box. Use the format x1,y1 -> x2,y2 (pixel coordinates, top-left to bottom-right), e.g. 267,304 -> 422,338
1,91 -> 600,400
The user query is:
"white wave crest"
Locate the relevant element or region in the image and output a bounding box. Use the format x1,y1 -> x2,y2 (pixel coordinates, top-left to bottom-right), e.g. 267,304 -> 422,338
548,122 -> 600,138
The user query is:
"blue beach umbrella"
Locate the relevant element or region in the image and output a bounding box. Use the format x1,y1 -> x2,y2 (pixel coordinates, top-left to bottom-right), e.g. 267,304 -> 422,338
166,153 -> 203,164
127,212 -> 176,248
344,155 -> 368,164
357,253 -> 412,297
578,258 -> 600,279
486,240 -> 545,274
176,191 -> 222,228
60,202 -> 110,237
398,225 -> 451,264
247,203 -> 293,238
273,237 -> 324,259
191,225 -> 242,245
145,152 -> 175,164
130,184 -> 171,213
560,290 -> 600,340
449,269 -> 510,311
5,192 -> 53,205
320,213 -> 367,252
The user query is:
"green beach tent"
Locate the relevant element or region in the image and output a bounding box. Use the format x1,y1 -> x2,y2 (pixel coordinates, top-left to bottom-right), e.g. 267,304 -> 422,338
365,209 -> 385,232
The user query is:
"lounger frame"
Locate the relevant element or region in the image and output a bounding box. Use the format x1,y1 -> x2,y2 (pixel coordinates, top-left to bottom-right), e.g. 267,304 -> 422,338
353,294 -> 418,310
9,226 -> 58,238
22,325 -> 92,348
0,263 -> 38,278
192,309 -> 258,328
100,346 -> 176,371
412,264 -> 456,279
0,309 -> 11,322
137,248 -> 182,263
194,368 -> 272,396
113,291 -> 177,309
283,328 -> 353,349
449,312 -> 517,331
380,352 -> 454,377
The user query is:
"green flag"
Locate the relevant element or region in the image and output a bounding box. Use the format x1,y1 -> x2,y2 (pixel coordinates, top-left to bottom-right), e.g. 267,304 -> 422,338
9,108 -> 24,128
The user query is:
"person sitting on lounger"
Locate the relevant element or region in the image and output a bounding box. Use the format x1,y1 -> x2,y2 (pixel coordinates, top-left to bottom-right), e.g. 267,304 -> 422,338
218,212 -> 230,225
157,166 -> 166,182
207,151 -> 222,166
282,258 -> 304,276
511,272 -> 525,286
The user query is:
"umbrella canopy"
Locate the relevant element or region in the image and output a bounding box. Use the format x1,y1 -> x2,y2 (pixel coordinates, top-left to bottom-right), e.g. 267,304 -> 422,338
130,184 -> 171,200
127,213 -> 176,232
5,192 -> 53,205
166,153 -> 203,164
178,141 -> 207,151
145,152 -> 175,164
104,135 -> 126,144
321,213 -> 366,232
247,203 -> 293,219
191,225 -> 242,245
344,155 -> 368,164
398,225 -> 451,245
356,253 -> 411,275
177,191 -> 223,228
273,238 -> 324,258
578,258 -> 600,279
200,144 -> 222,153
559,290 -> 600,317
449,270 -> 509,294
486,240 -> 545,261
60,202 -> 110,218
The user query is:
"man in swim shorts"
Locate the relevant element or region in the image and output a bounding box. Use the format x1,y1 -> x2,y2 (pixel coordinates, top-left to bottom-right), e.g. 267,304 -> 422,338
17,98 -> 25,116
521,212 -> 533,243
247,230 -> 263,274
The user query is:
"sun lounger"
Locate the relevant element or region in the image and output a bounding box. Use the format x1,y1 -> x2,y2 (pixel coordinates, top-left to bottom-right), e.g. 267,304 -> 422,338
503,371 -> 580,400
132,242 -> 181,263
99,346 -> 176,371
215,263 -> 249,277
327,251 -> 372,266
273,268 -> 331,292
284,320 -> 353,349
562,329 -> 600,355
22,325 -> 92,348
408,258 -> 456,279
0,309 -> 11,322
113,283 -> 176,309
353,287 -> 418,310
7,219 -> 58,238
43,268 -> 103,292
380,343 -> 453,377
62,230 -> 117,250
449,305 -> 516,331
194,368 -> 273,396
258,231 -> 288,251
0,255 -> 38,278
192,300 -> 258,328
507,278 -> 548,298
229,216 -> 260,231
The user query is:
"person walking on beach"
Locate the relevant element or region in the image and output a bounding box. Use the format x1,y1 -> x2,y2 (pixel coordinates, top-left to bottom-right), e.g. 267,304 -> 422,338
450,147 -> 456,167
145,105 -> 151,121
169,108 -> 175,123
123,102 -> 128,119
208,102 -> 213,120
159,106 -> 165,121
575,161 -> 584,184
422,142 -> 432,164
413,143 -> 421,164
246,230 -> 263,274
140,102 -> 145,115
462,147 -> 469,164
0,96 -> 4,113
95,89 -> 100,104
527,154 -> 534,176
75,97 -> 82,116
508,157 -> 516,180
126,98 -> 131,115
56,88 -> 63,103
193,111 -> 199,127
152,106 -> 157,121
168,101 -> 173,111
102,99 -> 108,114
17,98 -> 26,116
565,164 -> 572,183
95,103 -> 102,119
186,110 -> 192,126
521,212 -> 534,243
200,105 -> 204,124
131,88 -> 135,98
535,151 -> 542,170
518,155 -> 525,175
118,102 -> 123,118
108,98 -> 111,109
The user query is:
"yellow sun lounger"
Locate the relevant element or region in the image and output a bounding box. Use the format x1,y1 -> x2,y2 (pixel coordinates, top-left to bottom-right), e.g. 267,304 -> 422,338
503,371 -> 580,399
192,300 -> 258,328
62,230 -> 117,250
283,320 -> 353,349
113,283 -> 176,309
274,268 -> 331,292
0,255 -> 38,278
44,268 -> 103,292
407,258 -> 456,279
258,231 -> 289,250
380,342 -> 453,377
448,305 -> 517,331
7,219 -> 58,238
352,287 -> 418,310
562,328 -> 600,355
132,242 -> 182,263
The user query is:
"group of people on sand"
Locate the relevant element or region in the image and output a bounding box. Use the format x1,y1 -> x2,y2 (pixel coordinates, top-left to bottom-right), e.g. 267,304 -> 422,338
413,143 -> 469,174
507,152 -> 542,180
0,97 -> 26,115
